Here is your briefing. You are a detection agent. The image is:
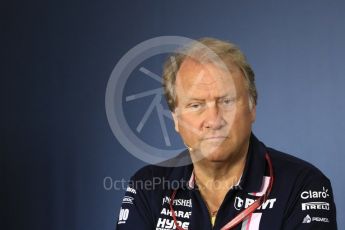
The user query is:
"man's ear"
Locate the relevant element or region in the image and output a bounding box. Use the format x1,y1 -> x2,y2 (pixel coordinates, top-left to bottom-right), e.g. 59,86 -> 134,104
172,112 -> 179,132
250,104 -> 256,123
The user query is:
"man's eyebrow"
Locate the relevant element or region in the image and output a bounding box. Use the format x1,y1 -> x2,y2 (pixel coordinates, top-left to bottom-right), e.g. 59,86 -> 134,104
218,94 -> 237,99
214,93 -> 237,99
183,97 -> 205,101
183,94 -> 236,101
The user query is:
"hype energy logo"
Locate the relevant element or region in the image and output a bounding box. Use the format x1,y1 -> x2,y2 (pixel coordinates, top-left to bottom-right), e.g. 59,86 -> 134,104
105,36 -> 231,167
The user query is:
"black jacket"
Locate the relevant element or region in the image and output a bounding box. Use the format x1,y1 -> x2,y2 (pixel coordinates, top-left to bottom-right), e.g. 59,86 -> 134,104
116,135 -> 337,229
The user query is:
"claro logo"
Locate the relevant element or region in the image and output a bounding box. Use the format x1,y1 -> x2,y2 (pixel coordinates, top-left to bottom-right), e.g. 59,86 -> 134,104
301,187 -> 330,200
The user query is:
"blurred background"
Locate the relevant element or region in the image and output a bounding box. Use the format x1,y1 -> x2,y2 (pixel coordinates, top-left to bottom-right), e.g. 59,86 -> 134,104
2,0 -> 345,229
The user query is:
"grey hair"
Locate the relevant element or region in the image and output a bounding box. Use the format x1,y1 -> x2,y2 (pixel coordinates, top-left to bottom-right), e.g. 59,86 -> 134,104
162,37 -> 257,111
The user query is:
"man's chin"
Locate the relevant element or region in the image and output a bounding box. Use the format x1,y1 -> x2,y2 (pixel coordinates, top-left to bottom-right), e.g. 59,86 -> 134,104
205,153 -> 229,162
198,147 -> 229,162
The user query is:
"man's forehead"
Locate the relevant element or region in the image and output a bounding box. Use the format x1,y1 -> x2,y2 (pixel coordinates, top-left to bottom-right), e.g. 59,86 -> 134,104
179,57 -> 238,71
176,58 -> 239,86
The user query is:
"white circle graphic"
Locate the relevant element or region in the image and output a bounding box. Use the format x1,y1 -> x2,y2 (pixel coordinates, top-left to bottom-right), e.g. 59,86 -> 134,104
105,36 -> 234,167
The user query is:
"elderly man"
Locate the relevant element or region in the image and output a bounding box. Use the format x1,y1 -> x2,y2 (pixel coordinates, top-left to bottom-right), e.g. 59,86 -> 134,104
116,38 -> 337,229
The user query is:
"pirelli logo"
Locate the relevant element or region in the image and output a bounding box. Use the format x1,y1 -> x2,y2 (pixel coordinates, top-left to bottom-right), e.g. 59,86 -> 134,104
301,202 -> 330,211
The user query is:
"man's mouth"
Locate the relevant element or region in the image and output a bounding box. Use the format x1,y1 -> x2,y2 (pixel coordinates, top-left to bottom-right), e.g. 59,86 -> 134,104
202,136 -> 228,140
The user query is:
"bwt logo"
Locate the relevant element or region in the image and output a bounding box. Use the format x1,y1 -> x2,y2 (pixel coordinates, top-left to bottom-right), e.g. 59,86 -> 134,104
234,196 -> 277,210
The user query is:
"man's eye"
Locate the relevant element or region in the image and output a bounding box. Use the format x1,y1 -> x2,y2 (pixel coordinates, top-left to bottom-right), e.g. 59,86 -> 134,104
220,98 -> 235,107
190,103 -> 200,108
223,98 -> 233,104
187,103 -> 203,110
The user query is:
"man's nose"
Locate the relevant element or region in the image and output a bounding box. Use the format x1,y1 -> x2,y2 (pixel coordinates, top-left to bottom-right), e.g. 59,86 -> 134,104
203,103 -> 225,130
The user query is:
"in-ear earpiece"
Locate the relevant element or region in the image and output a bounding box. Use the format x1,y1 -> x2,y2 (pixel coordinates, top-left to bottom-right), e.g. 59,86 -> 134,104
184,143 -> 193,152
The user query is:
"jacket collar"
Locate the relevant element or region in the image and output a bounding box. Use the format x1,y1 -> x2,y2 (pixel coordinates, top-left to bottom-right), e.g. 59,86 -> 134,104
167,133 -> 267,193
239,134 -> 267,193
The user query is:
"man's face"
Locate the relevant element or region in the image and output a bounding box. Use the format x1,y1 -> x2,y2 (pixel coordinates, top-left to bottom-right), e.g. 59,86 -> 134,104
172,58 -> 256,162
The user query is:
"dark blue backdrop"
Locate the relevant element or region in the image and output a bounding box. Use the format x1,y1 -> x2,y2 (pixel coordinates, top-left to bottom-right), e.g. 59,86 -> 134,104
2,0 -> 344,229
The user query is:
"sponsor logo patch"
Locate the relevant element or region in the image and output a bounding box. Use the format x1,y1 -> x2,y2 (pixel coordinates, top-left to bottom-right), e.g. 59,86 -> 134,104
160,208 -> 191,219
122,196 -> 134,205
301,202 -> 330,211
301,187 -> 330,200
302,214 -> 329,224
156,218 -> 189,230
162,196 -> 192,208
118,208 -> 130,224
303,215 -> 312,223
234,196 -> 276,211
126,187 -> 137,194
